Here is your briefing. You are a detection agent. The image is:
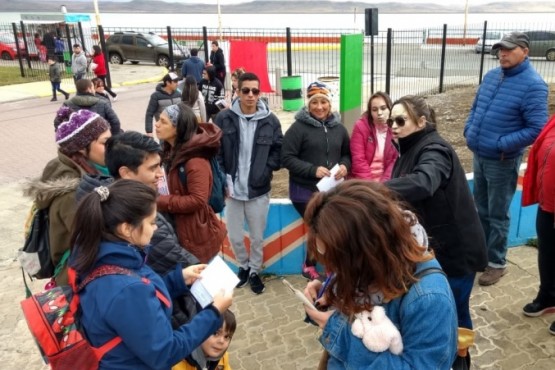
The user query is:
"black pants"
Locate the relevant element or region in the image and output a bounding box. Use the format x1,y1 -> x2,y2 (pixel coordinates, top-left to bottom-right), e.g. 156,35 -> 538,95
536,208 -> 555,305
97,75 -> 117,98
292,201 -> 317,267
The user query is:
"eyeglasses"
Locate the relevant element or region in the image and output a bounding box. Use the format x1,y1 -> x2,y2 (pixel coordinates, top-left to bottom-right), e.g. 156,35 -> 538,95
386,116 -> 408,127
240,87 -> 260,95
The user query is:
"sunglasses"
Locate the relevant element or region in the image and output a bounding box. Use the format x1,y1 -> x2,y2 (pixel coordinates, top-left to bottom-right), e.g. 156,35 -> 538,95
386,116 -> 408,127
240,87 -> 260,95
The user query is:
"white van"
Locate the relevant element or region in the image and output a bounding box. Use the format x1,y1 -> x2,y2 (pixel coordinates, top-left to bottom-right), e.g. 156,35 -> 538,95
475,31 -> 504,54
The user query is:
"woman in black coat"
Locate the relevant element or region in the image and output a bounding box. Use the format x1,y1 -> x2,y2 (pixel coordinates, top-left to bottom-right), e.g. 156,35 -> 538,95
385,95 -> 487,333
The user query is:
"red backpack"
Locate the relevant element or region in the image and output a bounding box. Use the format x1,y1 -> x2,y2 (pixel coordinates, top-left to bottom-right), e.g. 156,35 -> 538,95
20,265 -> 170,370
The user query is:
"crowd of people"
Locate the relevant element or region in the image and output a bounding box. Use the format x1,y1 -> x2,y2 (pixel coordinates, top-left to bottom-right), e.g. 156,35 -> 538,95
25,31 -> 553,369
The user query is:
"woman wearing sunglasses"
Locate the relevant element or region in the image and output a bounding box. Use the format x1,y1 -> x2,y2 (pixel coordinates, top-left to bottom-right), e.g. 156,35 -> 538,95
281,81 -> 351,281
350,91 -> 398,181
384,95 -> 487,366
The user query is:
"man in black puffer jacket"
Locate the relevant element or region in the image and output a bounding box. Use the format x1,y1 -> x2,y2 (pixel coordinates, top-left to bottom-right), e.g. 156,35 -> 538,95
60,78 -> 122,134
76,131 -> 201,327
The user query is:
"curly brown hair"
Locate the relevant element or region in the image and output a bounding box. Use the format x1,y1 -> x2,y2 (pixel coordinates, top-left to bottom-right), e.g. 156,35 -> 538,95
304,180 -> 433,316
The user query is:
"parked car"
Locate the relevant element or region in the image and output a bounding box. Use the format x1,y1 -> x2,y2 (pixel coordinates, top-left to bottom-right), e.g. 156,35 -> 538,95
474,31 -> 504,54
106,31 -> 189,67
525,31 -> 555,61
0,33 -> 24,60
491,30 -> 555,61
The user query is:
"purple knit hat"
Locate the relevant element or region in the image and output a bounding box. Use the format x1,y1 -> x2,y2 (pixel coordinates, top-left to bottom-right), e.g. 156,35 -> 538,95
55,109 -> 109,154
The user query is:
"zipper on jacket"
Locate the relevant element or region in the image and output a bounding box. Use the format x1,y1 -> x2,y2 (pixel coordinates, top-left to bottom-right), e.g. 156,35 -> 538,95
323,125 -> 330,168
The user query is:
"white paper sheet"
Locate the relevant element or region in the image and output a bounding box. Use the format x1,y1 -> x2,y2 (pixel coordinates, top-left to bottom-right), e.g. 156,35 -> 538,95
190,255 -> 239,308
316,164 -> 344,192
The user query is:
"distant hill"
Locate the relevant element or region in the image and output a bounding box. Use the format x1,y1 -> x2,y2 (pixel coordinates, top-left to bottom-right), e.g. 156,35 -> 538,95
1,0 -> 554,14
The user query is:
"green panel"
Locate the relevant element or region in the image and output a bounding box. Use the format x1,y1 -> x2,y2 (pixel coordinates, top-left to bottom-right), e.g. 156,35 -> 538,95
340,34 -> 363,113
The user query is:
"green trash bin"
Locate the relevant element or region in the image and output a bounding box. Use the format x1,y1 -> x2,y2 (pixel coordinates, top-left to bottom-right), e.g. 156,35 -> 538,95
281,75 -> 303,112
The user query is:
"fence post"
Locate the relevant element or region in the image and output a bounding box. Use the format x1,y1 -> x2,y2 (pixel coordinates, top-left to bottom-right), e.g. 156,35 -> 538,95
78,22 -> 86,54
19,21 -> 32,69
167,26 -> 175,71
286,27 -> 292,77
478,21 -> 488,85
202,27 -> 209,64
370,33 -> 375,94
439,24 -> 447,93
12,22 -> 25,77
98,25 -> 111,88
385,28 -> 392,95
65,23 -> 72,73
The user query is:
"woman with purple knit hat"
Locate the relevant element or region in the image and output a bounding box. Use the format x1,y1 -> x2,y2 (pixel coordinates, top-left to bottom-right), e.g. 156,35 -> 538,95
24,107 -> 111,286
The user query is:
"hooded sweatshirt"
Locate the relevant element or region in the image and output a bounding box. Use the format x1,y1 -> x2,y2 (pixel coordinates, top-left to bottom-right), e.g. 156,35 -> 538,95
181,56 -> 204,83
215,99 -> 283,200
145,83 -> 182,133
199,68 -> 224,117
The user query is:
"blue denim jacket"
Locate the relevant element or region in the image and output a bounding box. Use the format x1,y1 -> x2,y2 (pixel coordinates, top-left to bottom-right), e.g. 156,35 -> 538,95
320,259 -> 458,369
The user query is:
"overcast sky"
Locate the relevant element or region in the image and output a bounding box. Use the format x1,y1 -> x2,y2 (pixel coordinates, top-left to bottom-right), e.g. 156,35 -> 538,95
174,0 -> 537,3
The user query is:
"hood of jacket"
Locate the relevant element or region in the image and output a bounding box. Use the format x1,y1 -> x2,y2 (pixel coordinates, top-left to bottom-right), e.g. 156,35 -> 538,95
171,122 -> 222,170
294,107 -> 342,128
93,240 -> 147,271
24,177 -> 80,210
230,98 -> 271,121
68,93 -> 100,108
23,153 -> 84,209
75,174 -> 115,203
189,56 -> 203,65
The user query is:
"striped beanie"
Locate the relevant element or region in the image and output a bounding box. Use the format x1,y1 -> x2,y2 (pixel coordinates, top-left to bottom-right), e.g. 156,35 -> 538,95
306,81 -> 331,105
55,109 -> 109,154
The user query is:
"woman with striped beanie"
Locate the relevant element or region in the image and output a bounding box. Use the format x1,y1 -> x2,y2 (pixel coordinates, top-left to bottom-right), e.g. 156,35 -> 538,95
24,107 -> 111,286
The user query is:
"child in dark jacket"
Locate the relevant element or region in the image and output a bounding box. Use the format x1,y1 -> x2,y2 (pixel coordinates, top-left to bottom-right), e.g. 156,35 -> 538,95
172,310 -> 236,370
47,56 -> 69,102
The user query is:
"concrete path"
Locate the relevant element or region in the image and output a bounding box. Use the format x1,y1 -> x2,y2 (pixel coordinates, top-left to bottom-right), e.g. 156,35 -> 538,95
0,64 -> 553,369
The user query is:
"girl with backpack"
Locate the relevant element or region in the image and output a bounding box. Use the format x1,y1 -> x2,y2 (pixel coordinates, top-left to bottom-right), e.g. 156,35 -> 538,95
25,108 -> 112,286
72,180 -> 233,370
155,103 -> 227,263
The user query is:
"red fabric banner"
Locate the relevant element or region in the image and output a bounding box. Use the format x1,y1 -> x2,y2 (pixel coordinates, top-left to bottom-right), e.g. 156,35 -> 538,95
229,40 -> 273,92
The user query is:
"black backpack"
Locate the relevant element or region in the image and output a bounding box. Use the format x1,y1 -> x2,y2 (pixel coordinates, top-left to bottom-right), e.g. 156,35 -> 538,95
18,204 -> 56,279
178,157 -> 227,214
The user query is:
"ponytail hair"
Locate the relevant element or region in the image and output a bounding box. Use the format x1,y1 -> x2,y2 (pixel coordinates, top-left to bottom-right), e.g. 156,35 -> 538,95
70,180 -> 157,274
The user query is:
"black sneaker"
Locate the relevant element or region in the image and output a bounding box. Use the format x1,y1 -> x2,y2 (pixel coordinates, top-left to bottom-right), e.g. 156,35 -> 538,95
236,267 -> 250,288
549,321 -> 555,336
522,300 -> 555,317
249,272 -> 265,295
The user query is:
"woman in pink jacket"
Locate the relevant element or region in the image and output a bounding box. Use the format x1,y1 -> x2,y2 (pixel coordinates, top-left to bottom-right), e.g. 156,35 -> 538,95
350,92 -> 398,181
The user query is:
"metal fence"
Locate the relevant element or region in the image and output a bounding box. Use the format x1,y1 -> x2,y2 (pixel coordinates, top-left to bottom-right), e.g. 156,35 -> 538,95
1,21 -> 554,109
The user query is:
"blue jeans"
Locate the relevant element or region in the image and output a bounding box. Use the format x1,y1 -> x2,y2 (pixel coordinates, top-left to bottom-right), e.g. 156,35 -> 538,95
473,154 -> 522,268
447,273 -> 476,329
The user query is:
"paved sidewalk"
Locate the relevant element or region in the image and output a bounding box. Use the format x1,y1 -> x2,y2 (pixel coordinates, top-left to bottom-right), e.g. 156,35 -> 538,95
0,65 -> 553,369
0,64 -> 168,103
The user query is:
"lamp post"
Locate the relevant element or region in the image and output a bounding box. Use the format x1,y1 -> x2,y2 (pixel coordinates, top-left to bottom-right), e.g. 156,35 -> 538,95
463,0 -> 469,45
217,0 -> 222,42
93,0 -> 101,27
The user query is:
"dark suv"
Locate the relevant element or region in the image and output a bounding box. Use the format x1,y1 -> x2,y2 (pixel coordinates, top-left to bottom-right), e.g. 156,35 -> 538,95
106,31 -> 189,66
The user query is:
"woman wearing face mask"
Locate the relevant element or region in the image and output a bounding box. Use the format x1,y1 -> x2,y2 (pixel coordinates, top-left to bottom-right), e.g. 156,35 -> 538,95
384,95 -> 488,366
350,91 -> 398,181
281,81 -> 351,281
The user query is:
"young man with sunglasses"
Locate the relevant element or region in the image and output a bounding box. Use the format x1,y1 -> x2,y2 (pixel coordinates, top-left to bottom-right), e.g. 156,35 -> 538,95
215,72 -> 283,295
464,32 -> 548,287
